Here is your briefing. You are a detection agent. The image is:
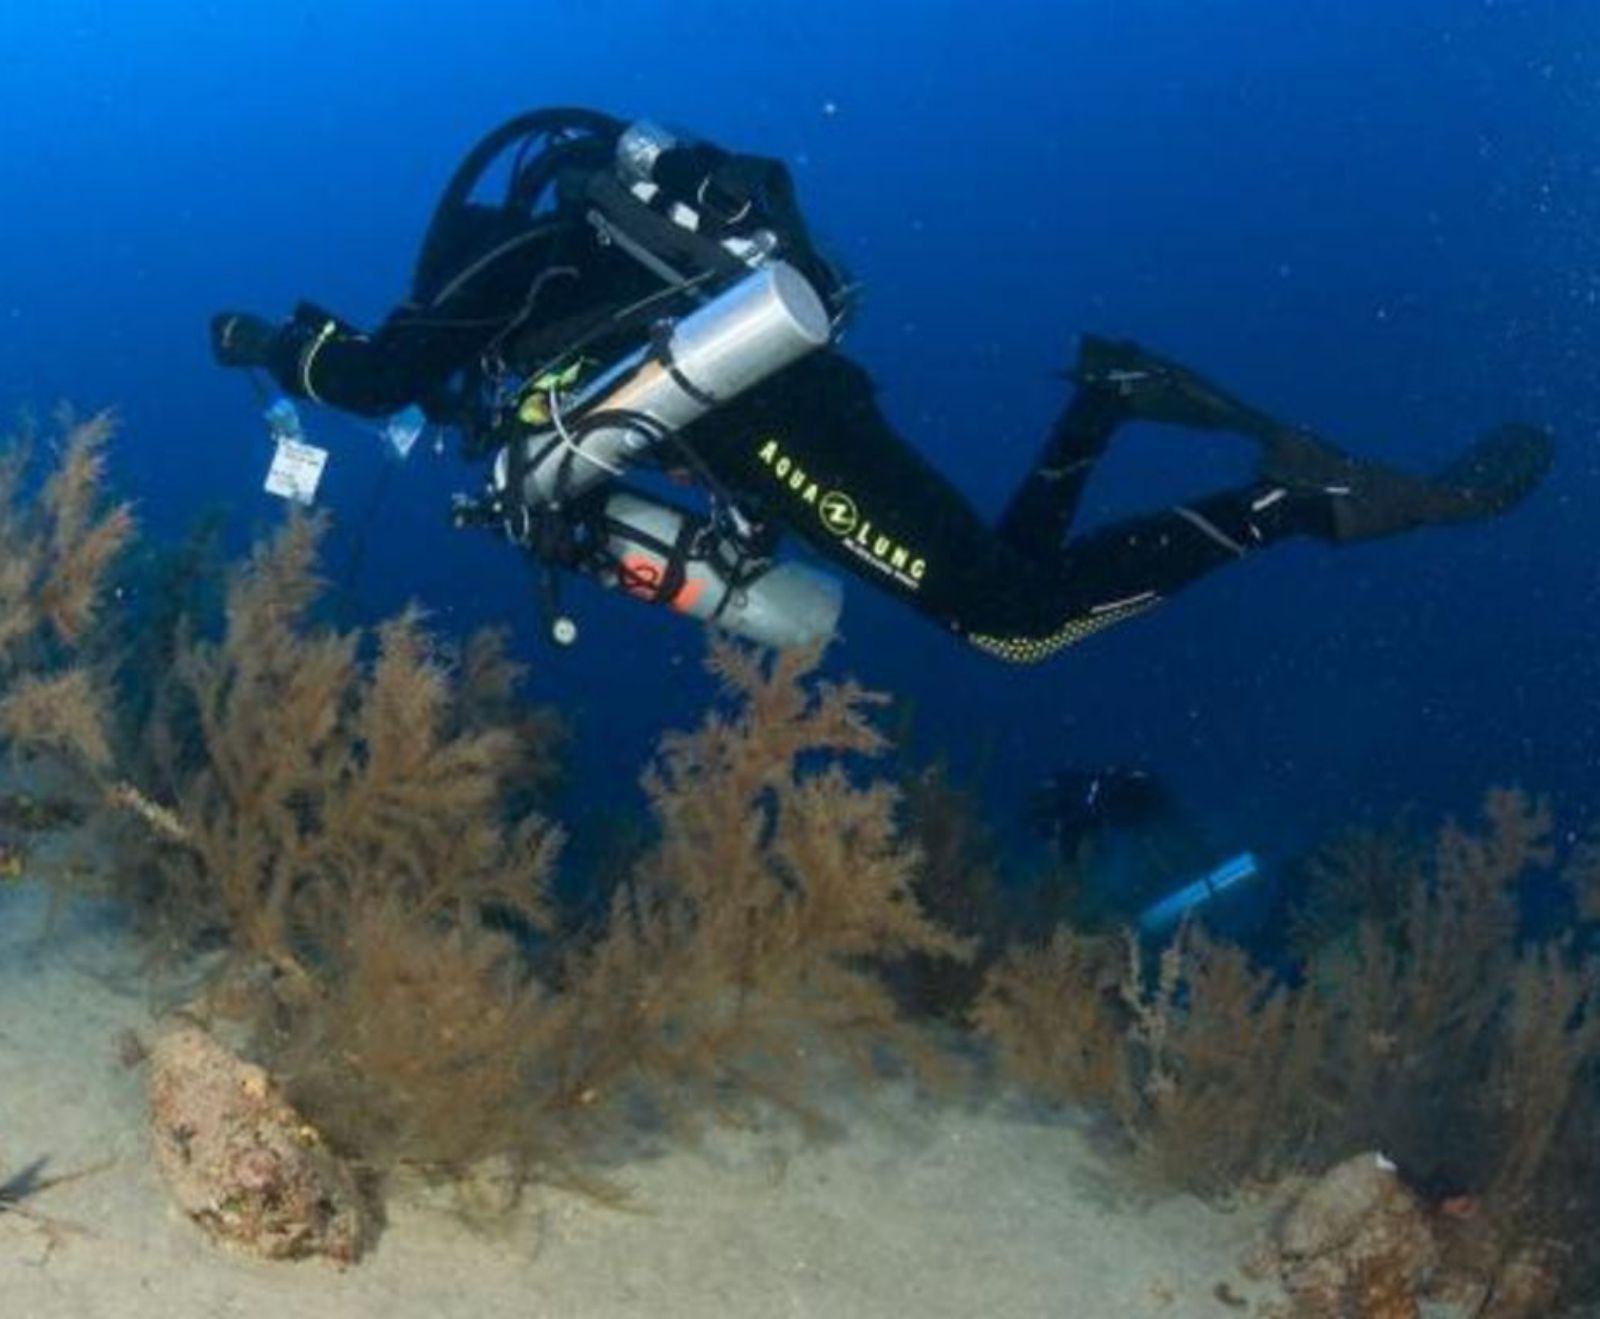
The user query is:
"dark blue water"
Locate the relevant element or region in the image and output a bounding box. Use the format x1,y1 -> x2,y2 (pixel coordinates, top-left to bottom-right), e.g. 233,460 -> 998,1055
3,0 -> 1593,867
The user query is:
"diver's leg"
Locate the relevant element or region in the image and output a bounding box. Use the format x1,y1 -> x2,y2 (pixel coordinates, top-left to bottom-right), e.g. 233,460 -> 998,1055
1072,336 -> 1556,544
995,386 -> 1126,561
697,350 -> 1551,666
1059,482 -> 1330,598
718,357 -> 1330,661
952,425 -> 1556,663
949,482 -> 1335,663
993,336 -> 1304,563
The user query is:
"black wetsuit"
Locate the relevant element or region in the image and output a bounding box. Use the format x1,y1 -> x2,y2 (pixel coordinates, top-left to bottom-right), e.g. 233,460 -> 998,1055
260,208 -> 1331,663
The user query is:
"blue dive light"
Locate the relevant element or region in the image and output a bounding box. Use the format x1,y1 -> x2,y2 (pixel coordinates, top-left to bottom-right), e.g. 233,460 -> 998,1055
1137,851 -> 1260,935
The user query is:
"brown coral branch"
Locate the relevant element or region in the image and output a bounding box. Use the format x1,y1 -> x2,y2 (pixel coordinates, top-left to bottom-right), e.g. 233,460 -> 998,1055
0,667 -> 114,769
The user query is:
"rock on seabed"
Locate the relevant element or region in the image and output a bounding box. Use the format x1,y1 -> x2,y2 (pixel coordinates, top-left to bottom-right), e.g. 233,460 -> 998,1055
1274,1152 -> 1437,1318
147,1021 -> 368,1264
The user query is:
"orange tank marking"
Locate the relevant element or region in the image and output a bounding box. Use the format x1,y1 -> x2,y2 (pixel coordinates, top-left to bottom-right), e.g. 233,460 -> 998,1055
619,554 -> 705,613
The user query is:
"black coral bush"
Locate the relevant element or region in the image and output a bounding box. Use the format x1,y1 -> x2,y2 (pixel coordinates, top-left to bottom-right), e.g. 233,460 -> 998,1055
135,512 -> 558,977
9,408 -> 1596,1304
974,788 -> 1600,1302
115,517 -> 965,1205
0,410 -> 133,773
567,642 -> 969,1132
108,512 -> 566,1188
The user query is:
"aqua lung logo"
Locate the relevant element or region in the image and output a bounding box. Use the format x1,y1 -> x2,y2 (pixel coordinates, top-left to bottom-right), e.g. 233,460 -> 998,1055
818,491 -> 858,535
755,438 -> 927,589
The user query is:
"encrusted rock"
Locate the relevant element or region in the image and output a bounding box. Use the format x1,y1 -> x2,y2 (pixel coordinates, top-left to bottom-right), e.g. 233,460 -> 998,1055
147,1021 -> 367,1264
1274,1153 -> 1437,1318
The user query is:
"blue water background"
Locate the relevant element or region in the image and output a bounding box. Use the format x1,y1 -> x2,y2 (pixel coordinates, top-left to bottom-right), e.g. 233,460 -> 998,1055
1,1 -> 1593,875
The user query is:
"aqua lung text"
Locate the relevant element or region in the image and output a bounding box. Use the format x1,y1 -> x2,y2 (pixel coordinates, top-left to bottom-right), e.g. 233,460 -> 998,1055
755,438 -> 927,589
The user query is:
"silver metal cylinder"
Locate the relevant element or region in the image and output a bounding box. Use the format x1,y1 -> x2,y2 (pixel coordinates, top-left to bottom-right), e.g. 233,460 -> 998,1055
597,490 -> 842,648
666,261 -> 832,400
513,262 -> 831,508
723,560 -> 844,648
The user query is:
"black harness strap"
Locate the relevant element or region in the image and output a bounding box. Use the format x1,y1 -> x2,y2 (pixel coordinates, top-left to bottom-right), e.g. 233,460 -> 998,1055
581,490 -> 699,607
648,321 -> 719,410
584,172 -> 749,286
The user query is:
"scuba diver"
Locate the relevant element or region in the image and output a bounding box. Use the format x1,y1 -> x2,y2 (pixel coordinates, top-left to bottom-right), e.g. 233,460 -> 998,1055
1026,767 -> 1193,860
1026,767 -> 1219,931
210,107 -> 1555,661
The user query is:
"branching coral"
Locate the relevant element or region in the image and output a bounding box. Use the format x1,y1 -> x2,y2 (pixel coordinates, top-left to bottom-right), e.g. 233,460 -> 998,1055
1570,833 -> 1600,926
131,512 -> 559,979
2,407 -> 966,1222
0,409 -> 133,773
252,638 -> 969,1195
9,403 -> 1593,1302
1300,789 -> 1554,1184
975,788 -> 1600,1304
893,757 -> 1005,1019
972,926 -> 1126,1110
96,512 -> 573,1193
111,518 -> 965,1207
1286,819 -> 1424,960
273,640 -> 972,1189
1117,926 -> 1333,1193
977,921 -> 1330,1193
552,642 -> 970,1139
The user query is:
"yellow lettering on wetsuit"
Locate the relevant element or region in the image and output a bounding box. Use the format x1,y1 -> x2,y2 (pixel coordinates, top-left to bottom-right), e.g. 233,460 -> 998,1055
755,437 -> 928,589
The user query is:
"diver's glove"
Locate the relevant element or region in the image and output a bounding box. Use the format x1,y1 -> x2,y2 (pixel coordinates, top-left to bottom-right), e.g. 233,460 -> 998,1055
209,311 -> 277,368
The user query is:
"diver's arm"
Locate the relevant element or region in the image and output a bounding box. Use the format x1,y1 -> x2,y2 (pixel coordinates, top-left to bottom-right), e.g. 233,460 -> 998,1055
211,295 -> 514,419
254,300 -> 496,418
211,212 -> 580,418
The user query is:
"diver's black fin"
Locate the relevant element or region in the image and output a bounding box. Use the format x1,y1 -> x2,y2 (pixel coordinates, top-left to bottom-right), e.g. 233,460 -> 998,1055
1261,423 -> 1554,544
1428,423 -> 1554,519
1070,336 -> 1284,439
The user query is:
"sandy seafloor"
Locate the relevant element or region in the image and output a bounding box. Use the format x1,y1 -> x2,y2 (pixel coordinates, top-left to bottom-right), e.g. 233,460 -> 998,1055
0,874 -> 1296,1319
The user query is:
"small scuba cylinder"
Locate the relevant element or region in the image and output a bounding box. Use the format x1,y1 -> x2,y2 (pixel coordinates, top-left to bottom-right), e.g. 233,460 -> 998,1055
501,261 -> 831,509
583,489 -> 842,648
